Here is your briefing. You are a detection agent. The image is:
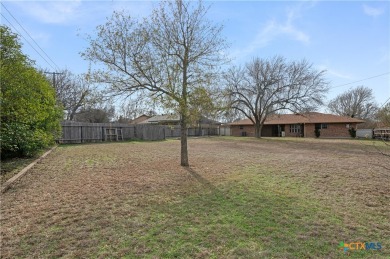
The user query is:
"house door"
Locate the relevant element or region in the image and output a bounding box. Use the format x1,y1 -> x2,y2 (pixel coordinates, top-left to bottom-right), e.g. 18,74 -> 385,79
272,125 -> 285,137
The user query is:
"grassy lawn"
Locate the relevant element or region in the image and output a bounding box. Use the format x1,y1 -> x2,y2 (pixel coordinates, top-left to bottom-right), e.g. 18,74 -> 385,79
1,137 -> 389,258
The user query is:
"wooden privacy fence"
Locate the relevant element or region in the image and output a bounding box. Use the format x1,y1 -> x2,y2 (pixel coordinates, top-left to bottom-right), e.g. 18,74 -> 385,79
163,125 -> 219,138
58,121 -> 166,143
58,121 -> 221,144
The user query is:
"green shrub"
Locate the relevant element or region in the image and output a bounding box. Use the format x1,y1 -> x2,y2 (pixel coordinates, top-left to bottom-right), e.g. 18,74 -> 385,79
0,123 -> 53,158
314,128 -> 321,138
348,127 -> 356,138
0,26 -> 62,159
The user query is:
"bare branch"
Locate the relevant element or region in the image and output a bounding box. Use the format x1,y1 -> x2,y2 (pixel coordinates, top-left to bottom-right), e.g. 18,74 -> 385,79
328,86 -> 378,120
225,56 -> 329,137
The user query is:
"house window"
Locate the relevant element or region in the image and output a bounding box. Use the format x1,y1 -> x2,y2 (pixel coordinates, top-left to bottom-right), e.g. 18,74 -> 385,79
239,125 -> 244,129
315,123 -> 327,129
290,124 -> 301,133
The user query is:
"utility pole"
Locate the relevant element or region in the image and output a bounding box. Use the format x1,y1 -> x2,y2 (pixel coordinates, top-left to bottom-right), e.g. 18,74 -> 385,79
44,71 -> 63,89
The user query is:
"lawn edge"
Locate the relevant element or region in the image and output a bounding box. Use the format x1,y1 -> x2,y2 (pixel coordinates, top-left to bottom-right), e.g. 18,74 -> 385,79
1,146 -> 57,193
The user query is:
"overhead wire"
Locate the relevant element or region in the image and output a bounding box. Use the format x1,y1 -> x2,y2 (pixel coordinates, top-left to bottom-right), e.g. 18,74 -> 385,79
329,72 -> 390,109
329,72 -> 390,89
380,96 -> 390,108
1,14 -> 57,71
1,3 -> 60,71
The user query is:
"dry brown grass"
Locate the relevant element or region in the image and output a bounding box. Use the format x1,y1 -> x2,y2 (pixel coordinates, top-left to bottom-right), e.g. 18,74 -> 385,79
1,137 -> 389,258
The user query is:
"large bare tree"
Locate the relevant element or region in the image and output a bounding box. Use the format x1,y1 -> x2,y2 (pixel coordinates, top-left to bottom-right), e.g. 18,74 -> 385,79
82,0 -> 227,166
226,56 -> 328,138
328,86 -> 378,120
50,69 -> 100,120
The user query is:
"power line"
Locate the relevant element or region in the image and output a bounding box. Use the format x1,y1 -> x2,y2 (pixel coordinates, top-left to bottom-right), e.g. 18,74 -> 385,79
1,14 -> 57,71
1,3 -> 60,71
330,72 -> 390,89
380,96 -> 390,108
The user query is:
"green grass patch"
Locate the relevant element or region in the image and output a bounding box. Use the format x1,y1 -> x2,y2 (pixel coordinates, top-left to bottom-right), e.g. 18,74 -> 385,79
92,166 -> 386,258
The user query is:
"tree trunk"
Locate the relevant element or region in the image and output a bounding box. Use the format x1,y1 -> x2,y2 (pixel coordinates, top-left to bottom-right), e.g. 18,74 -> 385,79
69,107 -> 77,121
255,121 -> 262,138
181,48 -> 189,167
180,115 -> 189,167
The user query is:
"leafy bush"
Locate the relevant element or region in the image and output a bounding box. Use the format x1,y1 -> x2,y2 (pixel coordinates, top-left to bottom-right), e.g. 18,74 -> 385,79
1,26 -> 62,159
314,128 -> 320,138
0,123 -> 54,158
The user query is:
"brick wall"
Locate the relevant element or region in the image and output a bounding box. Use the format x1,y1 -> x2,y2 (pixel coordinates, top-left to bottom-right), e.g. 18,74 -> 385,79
305,124 -> 316,138
307,123 -> 357,138
232,123 -> 358,138
231,125 -> 256,137
231,125 -> 274,137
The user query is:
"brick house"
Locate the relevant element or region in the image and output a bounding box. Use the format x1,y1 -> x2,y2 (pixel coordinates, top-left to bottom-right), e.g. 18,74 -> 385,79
230,112 -> 364,138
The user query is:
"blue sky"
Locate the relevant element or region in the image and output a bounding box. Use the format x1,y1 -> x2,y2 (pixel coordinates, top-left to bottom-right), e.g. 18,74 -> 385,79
1,0 -> 389,108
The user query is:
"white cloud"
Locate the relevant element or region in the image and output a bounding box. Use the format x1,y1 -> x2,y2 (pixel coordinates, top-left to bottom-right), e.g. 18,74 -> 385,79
317,65 -> 353,80
230,3 -> 311,61
245,18 -> 309,53
363,4 -> 384,17
12,1 -> 83,24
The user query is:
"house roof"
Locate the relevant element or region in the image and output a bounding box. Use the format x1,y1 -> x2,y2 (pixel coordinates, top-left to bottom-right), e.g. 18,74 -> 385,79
141,114 -> 221,124
230,112 -> 365,126
131,114 -> 151,124
141,114 -> 180,124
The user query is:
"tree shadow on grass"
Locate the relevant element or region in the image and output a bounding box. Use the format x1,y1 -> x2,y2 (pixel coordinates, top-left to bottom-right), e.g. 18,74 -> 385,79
184,167 -> 223,195
91,167 -> 383,258
129,167 -> 365,258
